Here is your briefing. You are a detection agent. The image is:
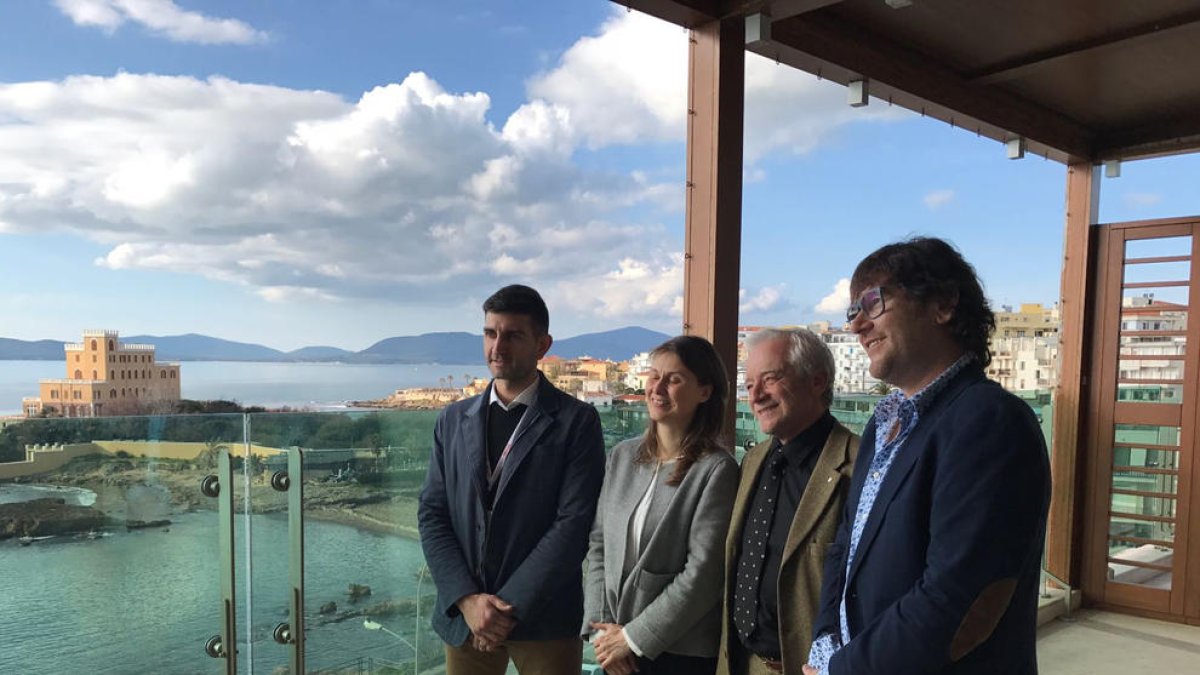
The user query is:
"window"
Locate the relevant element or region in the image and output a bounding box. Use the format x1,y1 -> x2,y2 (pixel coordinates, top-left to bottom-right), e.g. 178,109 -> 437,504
109,389 -> 116,399
160,371 -> 166,378
92,355 -> 96,363
92,370 -> 97,379
75,354 -> 80,362
90,339 -> 97,350
170,371 -> 176,379
50,391 -> 58,399
73,391 -> 81,400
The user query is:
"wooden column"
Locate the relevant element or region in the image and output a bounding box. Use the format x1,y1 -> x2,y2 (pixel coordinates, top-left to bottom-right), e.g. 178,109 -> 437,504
685,16 -> 744,404
1047,161 -> 1100,586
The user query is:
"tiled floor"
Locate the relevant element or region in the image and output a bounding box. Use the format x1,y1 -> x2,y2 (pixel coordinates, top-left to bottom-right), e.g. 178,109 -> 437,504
1038,610 -> 1200,674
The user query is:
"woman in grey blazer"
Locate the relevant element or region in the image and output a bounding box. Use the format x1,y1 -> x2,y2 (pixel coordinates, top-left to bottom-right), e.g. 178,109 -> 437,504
584,336 -> 739,675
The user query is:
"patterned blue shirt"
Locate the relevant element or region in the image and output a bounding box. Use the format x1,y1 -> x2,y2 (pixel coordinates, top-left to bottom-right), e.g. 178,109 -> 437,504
808,353 -> 975,674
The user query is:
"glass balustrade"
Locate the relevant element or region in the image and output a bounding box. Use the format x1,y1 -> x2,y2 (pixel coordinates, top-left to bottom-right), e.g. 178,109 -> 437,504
0,392 -> 1056,672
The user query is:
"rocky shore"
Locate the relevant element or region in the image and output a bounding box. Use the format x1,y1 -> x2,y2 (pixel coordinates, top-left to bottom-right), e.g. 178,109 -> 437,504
2,455 -> 422,541
0,497 -> 111,539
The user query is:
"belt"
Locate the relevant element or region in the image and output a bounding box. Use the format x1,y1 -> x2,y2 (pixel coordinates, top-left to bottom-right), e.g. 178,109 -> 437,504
757,656 -> 783,673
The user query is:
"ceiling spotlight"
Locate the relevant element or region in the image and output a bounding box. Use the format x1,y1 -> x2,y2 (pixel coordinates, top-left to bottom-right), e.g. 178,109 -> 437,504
1006,137 -> 1026,160
1104,160 -> 1122,178
885,0 -> 914,8
746,13 -> 771,44
848,79 -> 868,107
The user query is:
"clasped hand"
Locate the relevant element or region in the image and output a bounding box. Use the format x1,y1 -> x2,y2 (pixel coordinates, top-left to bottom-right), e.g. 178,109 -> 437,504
589,621 -> 638,675
458,593 -> 515,652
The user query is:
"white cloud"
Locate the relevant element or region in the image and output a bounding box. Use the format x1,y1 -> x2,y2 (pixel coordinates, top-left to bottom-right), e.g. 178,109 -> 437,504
1123,192 -> 1162,208
54,0 -> 267,44
528,10 -> 907,162
552,255 -> 685,321
923,188 -> 955,210
739,285 -> 785,313
815,278 -> 851,315
0,71 -> 681,324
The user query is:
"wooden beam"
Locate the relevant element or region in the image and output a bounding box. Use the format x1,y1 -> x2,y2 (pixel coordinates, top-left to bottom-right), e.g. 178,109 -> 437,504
1046,161 -> 1099,587
968,8 -> 1200,85
685,16 -> 745,413
614,0 -> 720,28
761,11 -> 1096,161
721,0 -> 844,20
1094,114 -> 1200,161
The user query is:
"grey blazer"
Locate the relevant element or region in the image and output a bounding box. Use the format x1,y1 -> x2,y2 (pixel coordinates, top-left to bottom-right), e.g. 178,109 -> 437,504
582,437 -> 738,659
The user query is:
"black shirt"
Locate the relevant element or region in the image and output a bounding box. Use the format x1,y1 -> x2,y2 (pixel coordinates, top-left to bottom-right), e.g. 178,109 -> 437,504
737,411 -> 836,658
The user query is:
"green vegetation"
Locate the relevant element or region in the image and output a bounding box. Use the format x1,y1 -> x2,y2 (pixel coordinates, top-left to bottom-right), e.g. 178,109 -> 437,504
0,406 -> 443,466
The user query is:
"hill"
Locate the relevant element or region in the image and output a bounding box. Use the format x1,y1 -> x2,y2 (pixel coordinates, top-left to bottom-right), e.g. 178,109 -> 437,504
0,326 -> 671,363
354,332 -> 481,364
123,334 -> 286,361
286,346 -> 356,361
0,338 -> 67,360
549,326 -> 670,361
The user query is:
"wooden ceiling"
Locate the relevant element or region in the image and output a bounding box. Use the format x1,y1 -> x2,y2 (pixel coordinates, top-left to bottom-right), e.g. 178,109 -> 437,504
616,0 -> 1200,163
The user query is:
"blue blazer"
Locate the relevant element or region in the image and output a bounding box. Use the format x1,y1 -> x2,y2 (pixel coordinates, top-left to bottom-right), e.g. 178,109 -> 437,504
813,366 -> 1050,674
418,373 -> 606,646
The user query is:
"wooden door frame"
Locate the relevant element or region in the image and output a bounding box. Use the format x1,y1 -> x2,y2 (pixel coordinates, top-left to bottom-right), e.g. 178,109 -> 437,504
1080,215 -> 1200,624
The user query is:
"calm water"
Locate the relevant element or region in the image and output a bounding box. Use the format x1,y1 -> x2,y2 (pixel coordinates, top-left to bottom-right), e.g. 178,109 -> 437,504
0,510 -> 430,674
0,360 -> 491,416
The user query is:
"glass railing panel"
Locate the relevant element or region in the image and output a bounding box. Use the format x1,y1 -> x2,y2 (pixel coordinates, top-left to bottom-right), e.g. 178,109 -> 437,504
0,413 -> 245,674
246,409 -> 441,674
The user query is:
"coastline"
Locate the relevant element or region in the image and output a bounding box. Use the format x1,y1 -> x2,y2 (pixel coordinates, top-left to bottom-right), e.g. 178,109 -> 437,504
305,503 -> 420,540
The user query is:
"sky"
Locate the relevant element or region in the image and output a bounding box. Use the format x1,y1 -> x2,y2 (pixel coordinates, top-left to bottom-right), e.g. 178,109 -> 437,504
2,0 -> 1200,352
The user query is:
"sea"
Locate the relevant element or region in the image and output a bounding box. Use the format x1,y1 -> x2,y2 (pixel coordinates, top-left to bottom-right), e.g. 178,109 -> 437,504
0,506 -> 431,674
0,360 -> 493,416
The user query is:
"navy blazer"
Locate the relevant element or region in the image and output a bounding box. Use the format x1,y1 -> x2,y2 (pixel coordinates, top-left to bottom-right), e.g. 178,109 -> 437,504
418,373 -> 606,646
813,366 -> 1050,674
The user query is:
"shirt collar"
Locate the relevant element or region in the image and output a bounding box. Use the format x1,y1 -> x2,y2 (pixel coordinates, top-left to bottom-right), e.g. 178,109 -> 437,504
876,352 -> 975,423
775,410 -> 835,465
489,377 -> 539,410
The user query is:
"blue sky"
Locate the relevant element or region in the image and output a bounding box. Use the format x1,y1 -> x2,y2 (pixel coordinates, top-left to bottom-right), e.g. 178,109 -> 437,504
2,0 -> 1199,351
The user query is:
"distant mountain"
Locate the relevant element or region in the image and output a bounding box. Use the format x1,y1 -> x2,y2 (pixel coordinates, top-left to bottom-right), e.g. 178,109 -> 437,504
0,326 -> 671,363
550,326 -> 671,361
124,334 -> 286,361
286,346 -> 355,361
355,332 -> 481,364
0,338 -> 66,360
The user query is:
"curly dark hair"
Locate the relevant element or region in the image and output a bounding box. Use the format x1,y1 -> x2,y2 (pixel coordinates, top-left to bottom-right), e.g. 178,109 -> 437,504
850,236 -> 995,368
638,335 -> 730,485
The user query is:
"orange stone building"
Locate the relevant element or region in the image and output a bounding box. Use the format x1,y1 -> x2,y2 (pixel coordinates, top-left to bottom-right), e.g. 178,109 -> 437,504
22,330 -> 181,418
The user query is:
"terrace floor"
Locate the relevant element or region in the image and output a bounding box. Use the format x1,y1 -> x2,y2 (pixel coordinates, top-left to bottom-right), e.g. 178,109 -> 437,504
1038,610 -> 1200,673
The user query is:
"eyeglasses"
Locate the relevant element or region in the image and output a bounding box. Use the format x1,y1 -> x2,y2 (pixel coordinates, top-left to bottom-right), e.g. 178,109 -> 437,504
846,286 -> 885,323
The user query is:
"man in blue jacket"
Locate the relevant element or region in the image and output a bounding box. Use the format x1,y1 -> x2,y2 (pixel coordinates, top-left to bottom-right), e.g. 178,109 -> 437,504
805,237 -> 1051,675
419,284 -> 606,675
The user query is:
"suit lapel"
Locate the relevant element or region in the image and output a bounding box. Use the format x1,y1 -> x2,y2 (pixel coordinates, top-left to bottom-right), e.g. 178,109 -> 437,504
463,390 -> 488,498
781,424 -> 852,563
491,374 -> 557,503
727,441 -> 770,563
846,369 -> 980,585
846,429 -> 923,585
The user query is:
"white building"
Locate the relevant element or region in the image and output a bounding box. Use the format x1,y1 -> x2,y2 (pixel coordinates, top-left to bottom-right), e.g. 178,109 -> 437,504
824,331 -> 882,394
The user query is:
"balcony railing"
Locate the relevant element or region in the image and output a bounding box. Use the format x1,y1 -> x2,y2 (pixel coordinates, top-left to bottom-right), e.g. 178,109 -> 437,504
0,393 -> 1057,673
